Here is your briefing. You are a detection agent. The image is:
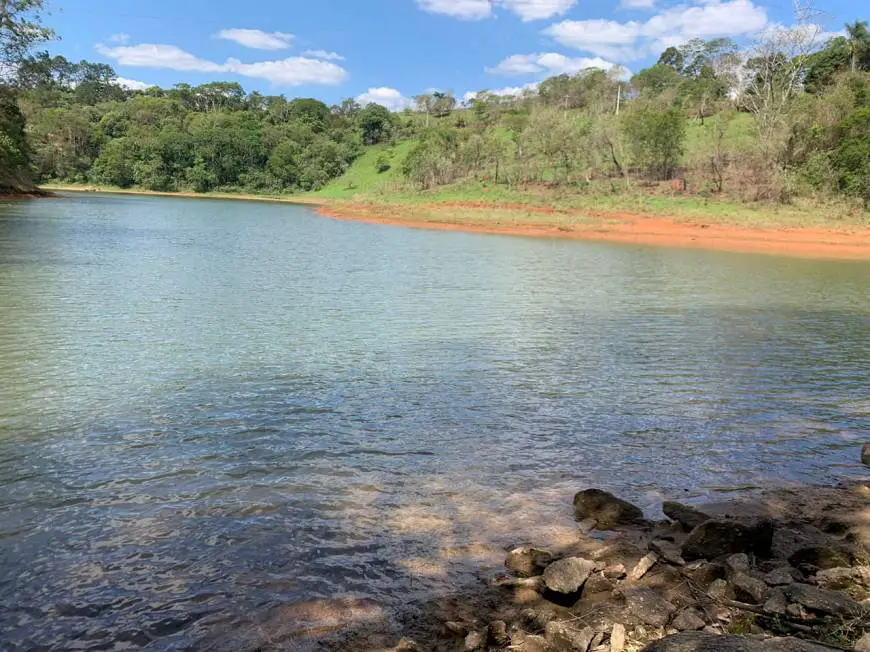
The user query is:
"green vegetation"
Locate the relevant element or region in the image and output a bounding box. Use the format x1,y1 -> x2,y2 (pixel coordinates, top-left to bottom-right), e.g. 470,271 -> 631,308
3,6 -> 870,223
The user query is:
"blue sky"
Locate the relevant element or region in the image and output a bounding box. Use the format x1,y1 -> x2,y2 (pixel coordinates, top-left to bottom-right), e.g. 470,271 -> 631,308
43,0 -> 858,109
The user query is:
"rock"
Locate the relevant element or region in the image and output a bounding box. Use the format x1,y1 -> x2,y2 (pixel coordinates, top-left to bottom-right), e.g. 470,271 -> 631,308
763,587 -> 787,615
671,608 -> 706,631
788,546 -> 856,570
489,620 -> 509,646
784,582 -> 862,617
543,557 -> 596,594
786,603 -> 810,620
628,552 -> 659,583
815,566 -> 870,590
662,502 -> 712,530
507,547 -> 555,577
650,540 -> 686,566
465,629 -> 485,650
573,489 -> 644,529
724,554 -> 750,576
590,632 -> 605,649
862,443 -> 870,466
583,572 -> 616,596
855,632 -> 870,652
682,519 -> 774,561
444,621 -> 467,636
610,623 -> 626,652
603,564 -> 627,579
624,588 -> 677,627
511,631 -> 550,652
731,572 -> 769,604
683,561 -> 725,587
545,621 -> 595,651
707,579 -> 734,601
763,567 -> 796,587
395,637 -> 421,651
641,632 -> 842,651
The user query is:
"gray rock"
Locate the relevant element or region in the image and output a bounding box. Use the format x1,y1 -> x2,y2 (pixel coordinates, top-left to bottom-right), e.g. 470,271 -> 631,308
583,572 -> 616,596
545,621 -> 595,651
464,630 -> 484,651
507,547 -> 555,577
763,567 -> 795,587
628,552 -> 659,583
573,489 -> 644,529
731,572 -> 769,604
684,561 -> 725,587
641,632 -> 842,651
610,623 -> 626,652
707,579 -> 734,601
624,588 -> 677,627
511,631 -> 550,652
543,557 -> 596,594
650,540 -> 686,566
862,443 -> 870,466
671,608 -> 706,631
724,554 -> 750,576
662,502 -> 712,530
682,520 -> 774,561
788,546 -> 856,570
762,587 -> 787,615
603,564 -> 627,579
784,582 -> 862,617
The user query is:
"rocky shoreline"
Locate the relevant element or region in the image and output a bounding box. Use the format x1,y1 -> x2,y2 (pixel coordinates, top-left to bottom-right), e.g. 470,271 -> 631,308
381,448 -> 870,652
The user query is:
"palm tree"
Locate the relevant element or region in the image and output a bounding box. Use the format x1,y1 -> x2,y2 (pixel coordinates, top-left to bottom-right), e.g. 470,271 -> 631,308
845,20 -> 870,72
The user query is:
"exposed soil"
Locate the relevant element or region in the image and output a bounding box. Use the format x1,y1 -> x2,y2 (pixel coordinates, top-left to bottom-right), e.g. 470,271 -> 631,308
317,203 -> 870,261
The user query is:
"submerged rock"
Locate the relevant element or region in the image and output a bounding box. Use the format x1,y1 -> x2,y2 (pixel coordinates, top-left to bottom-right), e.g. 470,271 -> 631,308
573,489 -> 644,529
682,520 -> 774,561
662,502 -> 712,531
543,557 -> 596,594
506,547 -> 554,577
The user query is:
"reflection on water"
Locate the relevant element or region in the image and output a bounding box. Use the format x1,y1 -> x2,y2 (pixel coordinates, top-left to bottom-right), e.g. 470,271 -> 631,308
0,194 -> 868,649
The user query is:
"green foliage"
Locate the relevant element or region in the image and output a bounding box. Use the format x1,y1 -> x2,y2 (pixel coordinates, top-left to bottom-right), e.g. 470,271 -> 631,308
357,103 -> 393,145
622,108 -> 687,180
834,107 -> 870,206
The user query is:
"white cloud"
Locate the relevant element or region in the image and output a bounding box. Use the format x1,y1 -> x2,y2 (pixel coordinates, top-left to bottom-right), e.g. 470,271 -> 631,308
115,76 -> 151,91
463,82 -> 539,102
109,33 -> 130,44
544,0 -> 769,61
501,0 -> 576,21
415,0 -> 576,21
216,28 -> 294,50
620,0 -> 656,9
96,43 -> 225,72
356,87 -> 411,111
301,49 -> 345,61
416,0 -> 493,20
487,52 -> 630,78
96,42 -> 348,86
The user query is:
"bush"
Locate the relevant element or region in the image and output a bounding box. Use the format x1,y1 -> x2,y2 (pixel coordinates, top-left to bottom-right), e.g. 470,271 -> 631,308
834,107 -> 870,207
622,107 -> 687,180
376,153 -> 391,173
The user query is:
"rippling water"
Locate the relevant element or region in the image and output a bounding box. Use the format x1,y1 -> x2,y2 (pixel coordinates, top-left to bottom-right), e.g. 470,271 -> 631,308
1,193 -> 869,650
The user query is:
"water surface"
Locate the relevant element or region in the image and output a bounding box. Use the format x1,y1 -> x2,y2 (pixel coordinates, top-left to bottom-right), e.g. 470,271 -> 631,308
1,193 -> 868,649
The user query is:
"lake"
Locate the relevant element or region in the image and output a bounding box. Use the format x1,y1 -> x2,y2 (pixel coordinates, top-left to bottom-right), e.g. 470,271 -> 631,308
0,193 -> 868,650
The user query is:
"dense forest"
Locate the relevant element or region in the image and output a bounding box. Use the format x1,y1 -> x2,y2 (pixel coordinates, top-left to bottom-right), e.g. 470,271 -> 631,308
2,2 -> 870,208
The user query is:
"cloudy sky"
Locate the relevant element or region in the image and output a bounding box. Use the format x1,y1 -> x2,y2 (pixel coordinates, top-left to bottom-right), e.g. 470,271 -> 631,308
45,0 -> 854,109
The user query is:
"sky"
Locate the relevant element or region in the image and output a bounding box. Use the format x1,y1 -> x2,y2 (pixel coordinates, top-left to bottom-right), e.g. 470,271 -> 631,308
42,0 -> 857,109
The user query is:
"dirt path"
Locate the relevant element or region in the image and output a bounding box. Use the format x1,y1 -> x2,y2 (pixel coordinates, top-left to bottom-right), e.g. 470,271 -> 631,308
317,203 -> 870,260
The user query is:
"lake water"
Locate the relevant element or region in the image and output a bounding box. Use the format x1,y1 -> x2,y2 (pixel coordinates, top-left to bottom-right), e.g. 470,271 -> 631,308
1,193 -> 868,650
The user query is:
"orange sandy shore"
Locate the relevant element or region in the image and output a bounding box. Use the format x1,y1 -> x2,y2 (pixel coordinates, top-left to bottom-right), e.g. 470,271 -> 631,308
317,202 -> 870,261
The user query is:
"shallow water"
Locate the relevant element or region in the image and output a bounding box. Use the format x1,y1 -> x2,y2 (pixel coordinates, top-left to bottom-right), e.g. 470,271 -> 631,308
0,193 -> 868,649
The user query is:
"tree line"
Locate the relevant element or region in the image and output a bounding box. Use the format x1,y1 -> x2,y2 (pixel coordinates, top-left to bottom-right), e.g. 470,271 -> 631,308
1,2 -> 869,207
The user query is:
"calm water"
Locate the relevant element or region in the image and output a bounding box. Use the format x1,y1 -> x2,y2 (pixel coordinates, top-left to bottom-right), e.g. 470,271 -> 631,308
1,193 -> 868,650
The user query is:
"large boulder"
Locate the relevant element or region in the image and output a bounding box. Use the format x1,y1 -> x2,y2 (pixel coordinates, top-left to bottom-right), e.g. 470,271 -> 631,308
573,489 -> 644,529
663,501 -> 712,530
681,519 -> 774,561
783,582 -> 862,617
542,557 -> 596,594
641,632 -> 840,651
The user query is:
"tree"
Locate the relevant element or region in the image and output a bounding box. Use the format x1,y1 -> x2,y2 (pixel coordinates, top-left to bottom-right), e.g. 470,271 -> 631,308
622,108 -> 686,180
1,0 -> 52,75
414,93 -> 434,127
845,21 -> 870,72
833,106 -> 870,207
357,103 -> 393,145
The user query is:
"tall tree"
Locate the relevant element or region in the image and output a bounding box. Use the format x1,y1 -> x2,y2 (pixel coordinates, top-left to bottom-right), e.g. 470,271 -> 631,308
845,20 -> 870,72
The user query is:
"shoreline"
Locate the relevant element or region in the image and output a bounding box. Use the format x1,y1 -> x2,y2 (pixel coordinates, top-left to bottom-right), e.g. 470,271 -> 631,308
40,185 -> 870,260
